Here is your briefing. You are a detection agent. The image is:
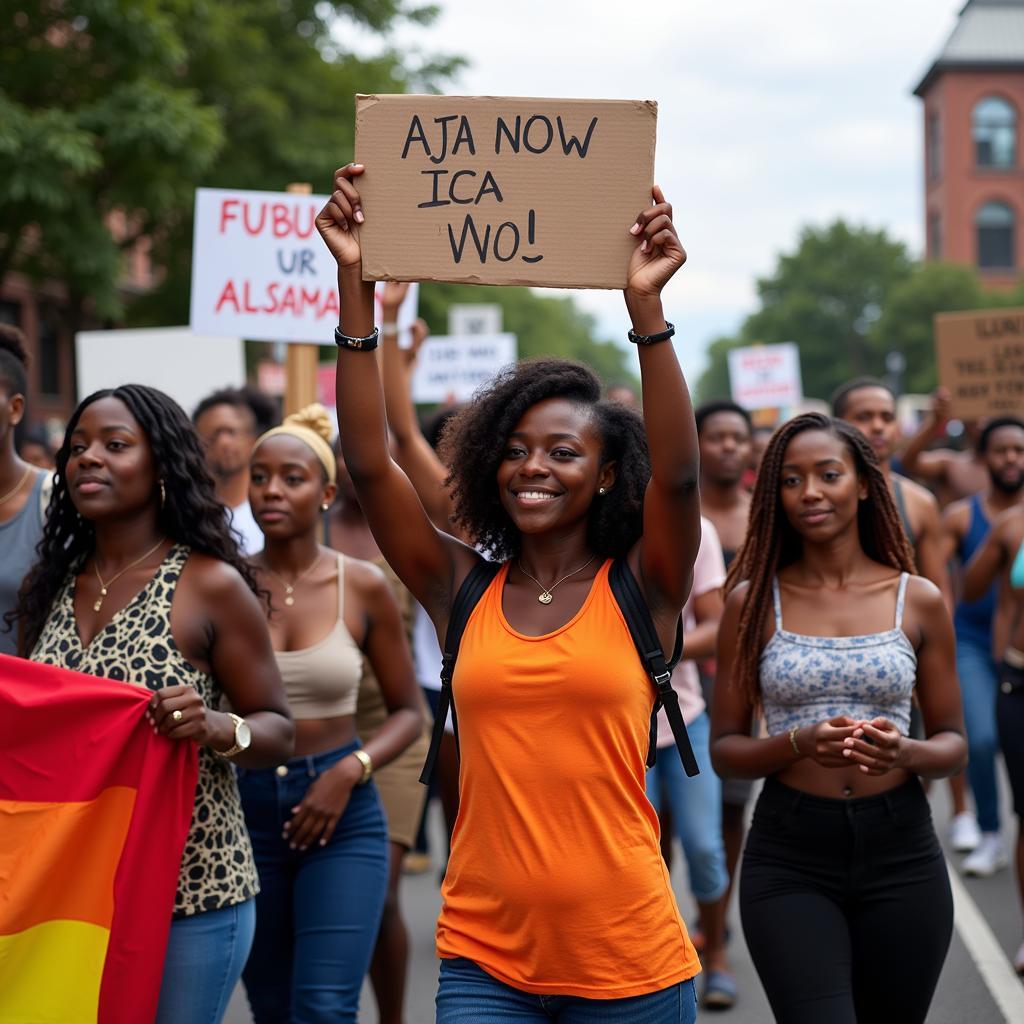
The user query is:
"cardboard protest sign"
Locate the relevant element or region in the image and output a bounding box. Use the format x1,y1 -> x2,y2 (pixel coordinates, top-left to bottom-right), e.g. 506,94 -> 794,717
189,188 -> 417,344
935,308 -> 1024,419
410,334 -> 518,404
355,95 -> 657,290
727,343 -> 803,411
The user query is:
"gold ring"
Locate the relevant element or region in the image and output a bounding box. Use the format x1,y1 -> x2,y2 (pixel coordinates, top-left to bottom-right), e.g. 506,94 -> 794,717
171,710 -> 183,723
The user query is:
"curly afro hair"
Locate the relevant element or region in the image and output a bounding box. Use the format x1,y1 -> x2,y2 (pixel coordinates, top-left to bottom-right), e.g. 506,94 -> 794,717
439,358 -> 651,561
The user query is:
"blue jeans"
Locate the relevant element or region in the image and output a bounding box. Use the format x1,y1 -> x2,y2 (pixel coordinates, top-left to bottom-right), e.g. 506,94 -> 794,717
156,900 -> 256,1024
956,633 -> 1001,832
238,741 -> 389,1023
646,711 -> 728,902
436,958 -> 698,1023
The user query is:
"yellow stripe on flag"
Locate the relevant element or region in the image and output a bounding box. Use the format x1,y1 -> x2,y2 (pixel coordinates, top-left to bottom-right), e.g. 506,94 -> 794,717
0,919 -> 109,1023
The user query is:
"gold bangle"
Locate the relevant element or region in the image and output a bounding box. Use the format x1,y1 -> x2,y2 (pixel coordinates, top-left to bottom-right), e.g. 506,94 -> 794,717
352,748 -> 373,785
788,726 -> 801,757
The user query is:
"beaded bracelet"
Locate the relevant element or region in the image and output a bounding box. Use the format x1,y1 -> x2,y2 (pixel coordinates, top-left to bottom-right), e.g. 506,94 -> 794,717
627,322 -> 675,346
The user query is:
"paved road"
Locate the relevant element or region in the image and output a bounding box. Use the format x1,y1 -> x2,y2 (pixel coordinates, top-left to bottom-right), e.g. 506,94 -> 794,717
226,769 -> 1023,1023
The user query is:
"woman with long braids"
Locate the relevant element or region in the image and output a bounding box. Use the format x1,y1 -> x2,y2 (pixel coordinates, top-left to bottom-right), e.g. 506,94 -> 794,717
318,165 -> 702,1022
13,384 -> 294,1024
240,404 -> 423,1023
710,413 -> 966,1024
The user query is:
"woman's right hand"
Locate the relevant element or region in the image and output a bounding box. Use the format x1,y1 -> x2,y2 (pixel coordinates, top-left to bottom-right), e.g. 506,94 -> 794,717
798,716 -> 863,768
316,163 -> 365,270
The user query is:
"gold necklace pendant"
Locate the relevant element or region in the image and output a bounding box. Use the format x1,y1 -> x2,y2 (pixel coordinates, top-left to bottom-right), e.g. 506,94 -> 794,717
93,587 -> 108,613
538,592 -> 553,605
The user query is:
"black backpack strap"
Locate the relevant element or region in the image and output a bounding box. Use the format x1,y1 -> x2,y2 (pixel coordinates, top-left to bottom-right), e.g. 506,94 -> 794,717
609,557 -> 699,778
419,559 -> 501,785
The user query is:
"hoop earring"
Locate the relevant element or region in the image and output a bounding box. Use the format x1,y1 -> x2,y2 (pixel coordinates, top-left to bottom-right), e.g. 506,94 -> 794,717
159,479 -> 166,508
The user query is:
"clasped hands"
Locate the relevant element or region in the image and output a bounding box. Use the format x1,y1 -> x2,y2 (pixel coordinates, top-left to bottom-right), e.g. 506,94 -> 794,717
803,716 -> 904,776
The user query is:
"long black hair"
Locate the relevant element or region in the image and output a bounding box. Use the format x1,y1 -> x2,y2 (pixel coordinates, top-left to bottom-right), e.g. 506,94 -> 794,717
725,413 -> 916,709
11,384 -> 261,653
439,358 -> 650,561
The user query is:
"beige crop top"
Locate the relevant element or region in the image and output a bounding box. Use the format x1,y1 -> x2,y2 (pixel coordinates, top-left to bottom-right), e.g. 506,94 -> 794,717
275,554 -> 363,719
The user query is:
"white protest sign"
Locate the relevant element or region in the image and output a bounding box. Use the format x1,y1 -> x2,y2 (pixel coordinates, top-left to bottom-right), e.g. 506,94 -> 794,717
728,343 -> 803,411
449,304 -> 503,336
189,187 -> 417,344
76,327 -> 245,417
411,333 -> 517,403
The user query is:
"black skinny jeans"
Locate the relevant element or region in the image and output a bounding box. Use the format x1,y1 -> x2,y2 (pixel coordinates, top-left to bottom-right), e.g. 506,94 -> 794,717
740,776 -> 953,1024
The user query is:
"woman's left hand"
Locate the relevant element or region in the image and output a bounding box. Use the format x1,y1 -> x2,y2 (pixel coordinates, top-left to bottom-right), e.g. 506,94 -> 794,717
147,685 -> 233,748
625,185 -> 687,299
842,718 -> 905,775
282,758 -> 361,851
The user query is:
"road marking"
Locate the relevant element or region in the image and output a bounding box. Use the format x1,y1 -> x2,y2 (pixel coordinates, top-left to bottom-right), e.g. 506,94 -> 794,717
948,863 -> 1024,1022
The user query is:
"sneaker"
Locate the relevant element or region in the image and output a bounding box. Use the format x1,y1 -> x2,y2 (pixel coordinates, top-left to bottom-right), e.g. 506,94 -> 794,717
962,834 -> 1009,877
702,970 -> 738,1010
950,812 -> 982,853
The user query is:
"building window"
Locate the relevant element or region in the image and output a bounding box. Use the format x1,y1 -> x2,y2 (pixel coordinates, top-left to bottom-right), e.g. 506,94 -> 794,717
973,96 -> 1017,169
928,210 -> 942,260
976,201 -> 1016,269
927,111 -> 942,181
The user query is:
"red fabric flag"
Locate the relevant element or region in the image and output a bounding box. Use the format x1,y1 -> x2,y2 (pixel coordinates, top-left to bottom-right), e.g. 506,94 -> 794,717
0,654 -> 198,1023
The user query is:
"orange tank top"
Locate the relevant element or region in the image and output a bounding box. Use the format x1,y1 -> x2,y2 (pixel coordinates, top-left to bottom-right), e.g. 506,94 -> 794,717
435,559 -> 700,998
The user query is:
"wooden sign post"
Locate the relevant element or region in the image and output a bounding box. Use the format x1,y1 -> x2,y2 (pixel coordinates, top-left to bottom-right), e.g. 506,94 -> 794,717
283,182 -> 319,415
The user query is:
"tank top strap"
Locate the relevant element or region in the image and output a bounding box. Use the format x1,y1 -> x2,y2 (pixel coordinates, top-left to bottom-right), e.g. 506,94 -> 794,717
336,553 -> 346,621
894,572 -> 910,629
772,577 -> 783,630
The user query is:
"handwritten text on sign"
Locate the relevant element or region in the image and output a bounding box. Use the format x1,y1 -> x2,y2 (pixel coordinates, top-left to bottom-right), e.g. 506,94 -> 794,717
189,188 -> 416,344
410,334 -> 518,404
935,308 -> 1024,419
355,95 -> 658,290
728,343 -> 804,411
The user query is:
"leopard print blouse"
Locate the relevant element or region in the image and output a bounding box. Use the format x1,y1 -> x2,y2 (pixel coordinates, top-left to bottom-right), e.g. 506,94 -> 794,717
31,544 -> 259,917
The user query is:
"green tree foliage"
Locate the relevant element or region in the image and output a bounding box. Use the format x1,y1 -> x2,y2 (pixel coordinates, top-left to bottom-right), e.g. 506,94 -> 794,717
696,221 -> 914,403
695,220 -> 1024,404
872,263 -> 1024,394
0,0 -> 460,330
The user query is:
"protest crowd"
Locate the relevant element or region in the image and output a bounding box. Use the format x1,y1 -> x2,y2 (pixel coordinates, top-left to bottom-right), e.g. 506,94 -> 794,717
8,2 -> 1024,1010
2,160 -> 1024,1024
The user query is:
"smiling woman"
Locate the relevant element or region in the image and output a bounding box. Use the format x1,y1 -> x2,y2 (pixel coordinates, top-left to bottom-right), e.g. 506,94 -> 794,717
710,412 -> 967,1024
318,162 -> 703,1022
12,383 -> 294,1024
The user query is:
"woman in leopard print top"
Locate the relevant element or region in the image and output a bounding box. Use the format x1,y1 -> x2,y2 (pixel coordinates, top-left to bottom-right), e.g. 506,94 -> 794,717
15,385 -> 293,1024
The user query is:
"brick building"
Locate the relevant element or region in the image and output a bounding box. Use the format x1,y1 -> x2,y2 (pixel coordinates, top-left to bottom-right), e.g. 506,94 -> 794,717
915,0 -> 1024,286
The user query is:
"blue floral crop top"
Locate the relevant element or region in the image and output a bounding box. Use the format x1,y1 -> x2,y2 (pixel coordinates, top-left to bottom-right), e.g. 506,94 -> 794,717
759,574 -> 917,737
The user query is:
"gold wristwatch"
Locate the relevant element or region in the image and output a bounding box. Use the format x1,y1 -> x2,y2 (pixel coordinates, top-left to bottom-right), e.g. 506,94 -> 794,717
216,713 -> 252,758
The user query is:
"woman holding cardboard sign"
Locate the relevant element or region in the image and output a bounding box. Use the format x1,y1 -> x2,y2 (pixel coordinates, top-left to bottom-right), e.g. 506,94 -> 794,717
318,163 -> 701,1023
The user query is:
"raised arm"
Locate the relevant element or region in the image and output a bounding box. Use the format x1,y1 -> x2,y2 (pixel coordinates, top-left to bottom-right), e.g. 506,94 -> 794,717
963,513 -> 1013,602
316,165 -> 476,619
623,187 -> 701,623
899,388 -> 954,482
378,283 -> 455,531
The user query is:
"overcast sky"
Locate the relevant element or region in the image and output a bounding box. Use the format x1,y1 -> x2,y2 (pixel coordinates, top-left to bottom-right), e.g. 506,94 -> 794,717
345,0 -> 965,380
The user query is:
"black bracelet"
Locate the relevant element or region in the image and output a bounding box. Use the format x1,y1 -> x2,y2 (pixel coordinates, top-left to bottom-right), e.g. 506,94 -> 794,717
627,322 -> 675,346
334,325 -> 380,351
